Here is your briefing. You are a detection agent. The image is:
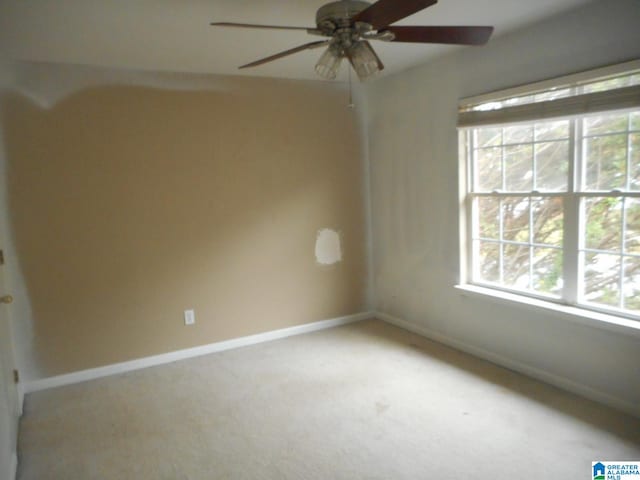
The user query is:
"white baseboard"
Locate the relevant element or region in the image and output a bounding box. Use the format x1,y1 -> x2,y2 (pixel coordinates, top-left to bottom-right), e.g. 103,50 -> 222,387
10,452 -> 17,480
376,311 -> 640,419
25,311 -> 373,394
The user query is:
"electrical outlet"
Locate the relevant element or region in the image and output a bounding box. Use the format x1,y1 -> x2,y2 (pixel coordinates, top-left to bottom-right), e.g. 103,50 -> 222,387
184,309 -> 195,326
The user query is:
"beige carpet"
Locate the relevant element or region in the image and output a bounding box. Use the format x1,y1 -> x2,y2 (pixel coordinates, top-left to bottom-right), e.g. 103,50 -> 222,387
17,319 -> 640,479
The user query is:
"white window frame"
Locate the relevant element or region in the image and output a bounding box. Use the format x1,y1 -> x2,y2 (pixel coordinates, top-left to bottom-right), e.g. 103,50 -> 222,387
457,60 -> 640,329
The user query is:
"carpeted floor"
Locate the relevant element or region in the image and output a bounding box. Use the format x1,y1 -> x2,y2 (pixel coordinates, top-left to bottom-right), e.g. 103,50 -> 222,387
17,319 -> 640,479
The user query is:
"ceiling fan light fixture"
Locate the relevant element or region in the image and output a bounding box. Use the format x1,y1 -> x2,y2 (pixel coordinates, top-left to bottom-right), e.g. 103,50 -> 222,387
315,45 -> 343,80
212,0 -> 494,79
348,41 -> 380,81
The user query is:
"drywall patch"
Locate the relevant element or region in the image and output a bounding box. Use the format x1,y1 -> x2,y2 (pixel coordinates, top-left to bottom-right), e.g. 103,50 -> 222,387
315,229 -> 342,265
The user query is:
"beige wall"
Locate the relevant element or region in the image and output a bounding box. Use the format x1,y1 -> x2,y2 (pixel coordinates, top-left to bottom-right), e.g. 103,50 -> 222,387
1,72 -> 367,378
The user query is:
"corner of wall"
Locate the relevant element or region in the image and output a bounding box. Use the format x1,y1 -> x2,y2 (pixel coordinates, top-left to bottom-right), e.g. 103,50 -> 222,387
10,451 -> 18,480
0,60 -> 39,385
353,84 -> 375,311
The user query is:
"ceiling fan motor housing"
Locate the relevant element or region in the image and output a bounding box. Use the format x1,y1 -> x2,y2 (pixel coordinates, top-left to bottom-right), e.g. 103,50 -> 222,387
315,1 -> 371,32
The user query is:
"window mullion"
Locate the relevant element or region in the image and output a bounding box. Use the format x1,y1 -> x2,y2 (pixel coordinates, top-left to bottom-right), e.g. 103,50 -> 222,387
466,131 -> 475,284
528,196 -> 534,290
620,198 -> 627,310
499,199 -> 504,284
626,113 -> 632,191
563,118 -> 580,305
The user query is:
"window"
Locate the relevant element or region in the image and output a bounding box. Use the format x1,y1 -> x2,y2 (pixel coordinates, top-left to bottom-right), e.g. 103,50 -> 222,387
459,62 -> 640,319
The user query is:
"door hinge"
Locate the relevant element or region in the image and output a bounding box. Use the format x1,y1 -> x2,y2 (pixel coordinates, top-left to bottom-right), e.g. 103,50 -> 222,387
13,370 -> 19,384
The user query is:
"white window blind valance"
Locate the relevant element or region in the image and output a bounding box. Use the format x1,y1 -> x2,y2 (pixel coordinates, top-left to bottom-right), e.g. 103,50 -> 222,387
457,60 -> 640,128
458,84 -> 640,128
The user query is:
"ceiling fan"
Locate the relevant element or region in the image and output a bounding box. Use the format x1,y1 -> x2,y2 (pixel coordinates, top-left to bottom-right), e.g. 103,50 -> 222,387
211,0 -> 493,81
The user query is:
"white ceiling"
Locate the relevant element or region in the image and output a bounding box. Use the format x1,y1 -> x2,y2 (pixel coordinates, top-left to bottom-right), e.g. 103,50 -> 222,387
0,0 -> 594,82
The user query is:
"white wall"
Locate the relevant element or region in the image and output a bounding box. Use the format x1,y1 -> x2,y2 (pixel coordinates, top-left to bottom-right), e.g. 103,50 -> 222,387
0,60 -> 37,390
0,59 -> 19,480
366,0 -> 640,414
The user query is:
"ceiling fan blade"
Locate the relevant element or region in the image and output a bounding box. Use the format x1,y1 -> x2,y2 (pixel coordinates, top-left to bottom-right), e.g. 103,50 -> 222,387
352,0 -> 437,30
386,26 -> 494,45
211,22 -> 313,31
239,41 -> 330,69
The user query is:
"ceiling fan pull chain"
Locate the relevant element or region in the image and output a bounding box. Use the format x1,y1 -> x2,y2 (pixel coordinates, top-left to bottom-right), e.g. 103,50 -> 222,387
348,66 -> 355,109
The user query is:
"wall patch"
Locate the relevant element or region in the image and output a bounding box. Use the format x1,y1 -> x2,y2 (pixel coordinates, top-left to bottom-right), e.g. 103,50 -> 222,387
315,229 -> 342,265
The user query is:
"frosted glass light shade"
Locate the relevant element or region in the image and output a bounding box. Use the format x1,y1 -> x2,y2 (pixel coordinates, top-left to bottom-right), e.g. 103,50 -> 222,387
315,47 -> 342,80
349,41 -> 380,81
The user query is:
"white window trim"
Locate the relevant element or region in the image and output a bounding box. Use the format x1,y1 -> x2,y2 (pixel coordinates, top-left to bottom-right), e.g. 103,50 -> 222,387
456,60 -> 640,330
454,284 -> 640,338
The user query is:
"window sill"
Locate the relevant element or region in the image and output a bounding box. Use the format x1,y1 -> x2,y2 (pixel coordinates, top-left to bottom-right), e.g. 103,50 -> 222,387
454,284 -> 640,339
